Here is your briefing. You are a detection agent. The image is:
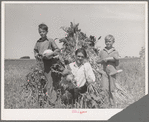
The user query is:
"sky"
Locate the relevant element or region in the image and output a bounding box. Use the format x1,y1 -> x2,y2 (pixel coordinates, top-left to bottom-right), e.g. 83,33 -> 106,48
4,2 -> 146,59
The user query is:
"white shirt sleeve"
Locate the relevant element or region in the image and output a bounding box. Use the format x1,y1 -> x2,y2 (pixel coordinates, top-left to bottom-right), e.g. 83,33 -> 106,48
84,62 -> 96,83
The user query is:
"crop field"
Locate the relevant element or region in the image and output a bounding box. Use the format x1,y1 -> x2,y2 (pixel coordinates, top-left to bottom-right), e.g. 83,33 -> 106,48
4,58 -> 145,109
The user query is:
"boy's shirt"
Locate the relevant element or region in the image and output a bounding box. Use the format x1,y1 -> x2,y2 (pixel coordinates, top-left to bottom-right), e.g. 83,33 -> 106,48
99,47 -> 119,71
34,37 -> 59,56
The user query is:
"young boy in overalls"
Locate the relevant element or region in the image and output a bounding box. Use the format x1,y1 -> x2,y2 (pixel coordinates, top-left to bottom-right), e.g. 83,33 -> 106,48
97,35 -> 122,106
34,23 -> 60,105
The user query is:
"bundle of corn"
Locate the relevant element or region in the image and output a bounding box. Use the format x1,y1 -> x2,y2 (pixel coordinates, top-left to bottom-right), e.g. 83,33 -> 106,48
76,82 -> 109,108
57,22 -> 108,108
59,23 -> 79,64
86,47 -> 102,84
21,59 -> 49,108
50,58 -> 65,76
59,22 -> 102,82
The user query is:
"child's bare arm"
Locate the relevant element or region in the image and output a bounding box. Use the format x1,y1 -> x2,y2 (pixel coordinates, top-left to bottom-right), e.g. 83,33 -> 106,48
34,43 -> 43,60
104,57 -> 115,62
104,52 -> 120,62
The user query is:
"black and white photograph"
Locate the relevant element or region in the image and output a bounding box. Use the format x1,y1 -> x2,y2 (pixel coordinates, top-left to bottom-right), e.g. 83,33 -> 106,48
1,1 -> 148,120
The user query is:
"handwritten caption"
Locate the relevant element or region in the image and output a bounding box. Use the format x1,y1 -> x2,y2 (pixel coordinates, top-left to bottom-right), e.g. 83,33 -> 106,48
72,110 -> 87,114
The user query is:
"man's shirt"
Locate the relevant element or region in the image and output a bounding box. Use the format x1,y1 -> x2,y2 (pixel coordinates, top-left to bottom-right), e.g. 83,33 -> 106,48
69,62 -> 95,88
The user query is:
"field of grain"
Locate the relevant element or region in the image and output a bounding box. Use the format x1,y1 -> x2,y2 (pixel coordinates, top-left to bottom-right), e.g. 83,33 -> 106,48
4,58 -> 145,109
4,59 -> 36,108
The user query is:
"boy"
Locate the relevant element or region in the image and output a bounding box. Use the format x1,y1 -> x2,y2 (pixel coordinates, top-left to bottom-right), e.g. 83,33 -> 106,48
34,23 -> 60,105
97,34 -> 122,106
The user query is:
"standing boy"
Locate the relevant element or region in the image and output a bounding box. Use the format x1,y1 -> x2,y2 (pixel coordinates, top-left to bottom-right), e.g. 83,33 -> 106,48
97,34 -> 122,106
34,23 -> 60,105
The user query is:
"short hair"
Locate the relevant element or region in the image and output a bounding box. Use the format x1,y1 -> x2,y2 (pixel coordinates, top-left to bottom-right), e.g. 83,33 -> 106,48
38,23 -> 48,32
75,48 -> 87,58
105,34 -> 115,42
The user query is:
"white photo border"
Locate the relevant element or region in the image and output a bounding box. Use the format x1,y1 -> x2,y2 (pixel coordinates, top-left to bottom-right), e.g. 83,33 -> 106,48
1,1 -> 148,120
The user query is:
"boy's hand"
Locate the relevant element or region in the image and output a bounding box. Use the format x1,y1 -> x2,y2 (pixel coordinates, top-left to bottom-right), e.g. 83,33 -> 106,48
35,53 -> 40,58
35,53 -> 39,58
35,53 -> 43,60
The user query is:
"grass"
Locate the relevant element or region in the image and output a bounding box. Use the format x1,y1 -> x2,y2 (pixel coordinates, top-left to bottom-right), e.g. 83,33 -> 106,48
4,59 -> 36,108
4,58 -> 145,109
115,58 -> 145,108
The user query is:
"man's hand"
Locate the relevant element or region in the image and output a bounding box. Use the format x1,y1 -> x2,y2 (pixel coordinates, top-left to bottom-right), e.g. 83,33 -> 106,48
62,68 -> 71,76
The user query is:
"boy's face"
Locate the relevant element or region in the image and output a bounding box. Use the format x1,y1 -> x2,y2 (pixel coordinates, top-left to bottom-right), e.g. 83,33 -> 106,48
38,28 -> 48,38
105,39 -> 114,48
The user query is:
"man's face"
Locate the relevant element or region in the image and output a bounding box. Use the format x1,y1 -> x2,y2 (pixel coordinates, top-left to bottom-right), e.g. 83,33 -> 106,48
38,28 -> 48,38
76,52 -> 85,65
105,39 -> 114,48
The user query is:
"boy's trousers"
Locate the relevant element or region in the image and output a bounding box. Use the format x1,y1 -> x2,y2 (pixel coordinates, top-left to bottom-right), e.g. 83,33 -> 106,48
101,71 -> 116,92
42,58 -> 59,104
